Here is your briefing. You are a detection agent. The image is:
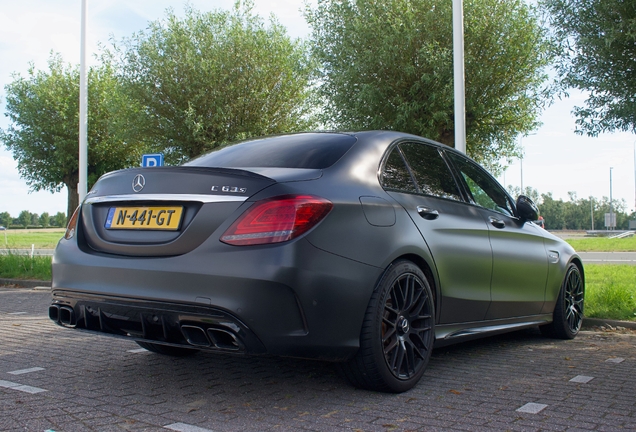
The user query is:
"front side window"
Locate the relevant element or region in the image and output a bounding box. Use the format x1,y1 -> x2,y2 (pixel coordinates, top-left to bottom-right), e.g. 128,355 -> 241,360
447,153 -> 514,216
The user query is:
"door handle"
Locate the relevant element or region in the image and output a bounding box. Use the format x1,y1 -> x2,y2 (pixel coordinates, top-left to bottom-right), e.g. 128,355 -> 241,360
489,216 -> 505,229
417,206 -> 439,220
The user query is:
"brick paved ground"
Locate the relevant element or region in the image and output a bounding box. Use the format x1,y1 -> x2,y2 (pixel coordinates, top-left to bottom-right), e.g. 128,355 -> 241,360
0,287 -> 634,432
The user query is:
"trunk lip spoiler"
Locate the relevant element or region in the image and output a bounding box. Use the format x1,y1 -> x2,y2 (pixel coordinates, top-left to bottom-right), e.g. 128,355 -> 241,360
84,194 -> 248,205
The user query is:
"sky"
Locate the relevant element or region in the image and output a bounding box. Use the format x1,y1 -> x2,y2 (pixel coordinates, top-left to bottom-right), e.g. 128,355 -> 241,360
1,0 -> 635,218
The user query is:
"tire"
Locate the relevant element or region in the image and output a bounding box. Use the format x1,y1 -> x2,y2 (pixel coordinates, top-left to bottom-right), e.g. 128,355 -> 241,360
136,341 -> 199,357
341,260 -> 435,393
541,263 -> 584,339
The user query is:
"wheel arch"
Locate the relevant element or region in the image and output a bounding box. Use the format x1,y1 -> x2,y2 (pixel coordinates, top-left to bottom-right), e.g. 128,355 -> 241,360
569,256 -> 585,313
380,253 -> 440,324
570,257 -> 585,285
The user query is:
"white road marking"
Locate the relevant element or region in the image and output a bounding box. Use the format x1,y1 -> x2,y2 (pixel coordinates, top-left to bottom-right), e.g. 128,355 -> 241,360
606,357 -> 625,363
0,380 -> 46,394
127,348 -> 149,353
164,423 -> 215,432
569,375 -> 594,383
7,312 -> 27,315
516,403 -> 548,414
7,367 -> 45,375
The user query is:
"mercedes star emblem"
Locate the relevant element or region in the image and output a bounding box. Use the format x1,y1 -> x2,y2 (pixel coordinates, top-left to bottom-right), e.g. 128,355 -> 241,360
132,174 -> 146,193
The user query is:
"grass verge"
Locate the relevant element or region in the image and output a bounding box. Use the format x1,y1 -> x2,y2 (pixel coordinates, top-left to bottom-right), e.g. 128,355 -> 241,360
567,236 -> 636,252
584,264 -> 636,321
0,253 -> 51,280
1,229 -> 64,249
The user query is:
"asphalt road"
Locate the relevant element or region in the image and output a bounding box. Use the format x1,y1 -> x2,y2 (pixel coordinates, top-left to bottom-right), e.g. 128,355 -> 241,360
0,287 -> 634,431
578,251 -> 636,265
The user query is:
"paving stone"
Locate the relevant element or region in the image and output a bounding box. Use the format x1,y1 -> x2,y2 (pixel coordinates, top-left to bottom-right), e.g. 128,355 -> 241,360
0,289 -> 635,431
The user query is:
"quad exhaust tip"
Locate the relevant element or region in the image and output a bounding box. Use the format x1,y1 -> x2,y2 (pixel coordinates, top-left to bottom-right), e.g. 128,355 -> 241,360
180,325 -> 241,351
49,305 -> 76,327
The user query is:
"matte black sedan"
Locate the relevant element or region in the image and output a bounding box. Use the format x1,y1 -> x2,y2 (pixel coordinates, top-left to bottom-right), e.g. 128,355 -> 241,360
50,131 -> 584,393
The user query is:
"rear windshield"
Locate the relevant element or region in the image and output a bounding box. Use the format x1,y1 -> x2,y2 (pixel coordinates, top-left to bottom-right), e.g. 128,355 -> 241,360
184,133 -> 357,169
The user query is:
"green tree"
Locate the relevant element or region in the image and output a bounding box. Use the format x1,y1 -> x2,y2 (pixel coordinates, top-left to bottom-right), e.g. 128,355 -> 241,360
111,2 -> 315,164
17,210 -> 31,228
305,0 -> 554,172
0,212 -> 11,228
539,192 -> 631,230
1,54 -> 145,218
50,212 -> 67,228
507,186 -> 540,204
539,193 -> 567,230
39,212 -> 50,227
541,0 -> 636,135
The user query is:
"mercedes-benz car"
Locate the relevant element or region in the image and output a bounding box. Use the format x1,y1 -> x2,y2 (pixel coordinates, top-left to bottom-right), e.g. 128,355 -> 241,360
50,131 -> 584,393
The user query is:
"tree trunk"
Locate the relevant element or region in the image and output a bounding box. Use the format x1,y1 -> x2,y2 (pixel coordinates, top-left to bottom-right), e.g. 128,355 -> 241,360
437,129 -> 455,148
67,182 -> 79,222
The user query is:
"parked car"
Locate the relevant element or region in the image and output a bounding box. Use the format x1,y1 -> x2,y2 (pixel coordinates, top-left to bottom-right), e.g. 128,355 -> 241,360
50,131 -> 584,393
0,226 -> 5,230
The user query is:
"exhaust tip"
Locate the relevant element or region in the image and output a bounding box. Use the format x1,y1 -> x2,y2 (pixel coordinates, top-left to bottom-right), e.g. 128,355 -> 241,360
181,325 -> 211,347
59,306 -> 75,327
207,328 -> 241,351
48,305 -> 60,322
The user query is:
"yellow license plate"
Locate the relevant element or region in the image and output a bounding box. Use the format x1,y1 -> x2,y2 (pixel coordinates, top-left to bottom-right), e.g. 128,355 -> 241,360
105,206 -> 183,230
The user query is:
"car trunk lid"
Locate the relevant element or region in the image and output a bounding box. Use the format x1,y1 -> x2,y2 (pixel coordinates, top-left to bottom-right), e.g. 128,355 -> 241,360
80,166 -> 278,256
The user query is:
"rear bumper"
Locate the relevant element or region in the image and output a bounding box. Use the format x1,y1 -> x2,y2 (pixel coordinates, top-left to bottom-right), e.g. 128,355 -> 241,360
49,291 -> 266,354
51,236 -> 382,361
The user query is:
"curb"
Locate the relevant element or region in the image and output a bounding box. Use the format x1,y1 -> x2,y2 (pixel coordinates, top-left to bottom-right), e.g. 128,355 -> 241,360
0,278 -> 51,289
582,317 -> 636,330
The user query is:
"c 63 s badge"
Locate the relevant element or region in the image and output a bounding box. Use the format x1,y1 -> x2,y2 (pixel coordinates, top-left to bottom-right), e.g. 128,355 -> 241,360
211,186 -> 247,193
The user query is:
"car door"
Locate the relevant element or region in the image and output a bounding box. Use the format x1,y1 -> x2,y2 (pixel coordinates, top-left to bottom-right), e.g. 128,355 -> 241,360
445,152 -> 549,319
381,141 -> 493,324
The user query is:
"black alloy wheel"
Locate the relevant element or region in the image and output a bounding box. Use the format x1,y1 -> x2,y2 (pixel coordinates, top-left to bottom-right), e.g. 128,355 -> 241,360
382,271 -> 434,380
541,263 -> 584,339
341,260 -> 435,393
563,264 -> 585,334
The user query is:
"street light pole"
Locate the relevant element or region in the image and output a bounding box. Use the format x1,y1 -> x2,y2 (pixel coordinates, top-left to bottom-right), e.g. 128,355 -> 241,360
609,167 -> 614,230
452,0 -> 466,154
78,0 -> 88,204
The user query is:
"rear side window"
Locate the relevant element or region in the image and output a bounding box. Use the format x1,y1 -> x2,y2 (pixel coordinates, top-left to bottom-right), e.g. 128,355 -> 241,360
185,133 -> 357,169
399,142 -> 463,201
381,148 -> 418,193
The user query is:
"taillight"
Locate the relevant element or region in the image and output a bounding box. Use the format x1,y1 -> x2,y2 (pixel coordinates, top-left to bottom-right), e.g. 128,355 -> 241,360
64,206 -> 80,240
220,195 -> 333,246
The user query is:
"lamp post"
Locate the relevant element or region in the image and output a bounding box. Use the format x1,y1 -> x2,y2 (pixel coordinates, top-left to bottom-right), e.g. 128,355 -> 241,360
453,0 -> 466,154
609,167 -> 614,230
78,0 -> 88,204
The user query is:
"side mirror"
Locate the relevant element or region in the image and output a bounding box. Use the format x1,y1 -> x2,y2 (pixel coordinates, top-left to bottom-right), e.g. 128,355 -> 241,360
516,195 -> 539,222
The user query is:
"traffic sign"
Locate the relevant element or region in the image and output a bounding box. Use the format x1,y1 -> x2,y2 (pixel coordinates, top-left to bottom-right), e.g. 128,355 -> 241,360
142,153 -> 164,167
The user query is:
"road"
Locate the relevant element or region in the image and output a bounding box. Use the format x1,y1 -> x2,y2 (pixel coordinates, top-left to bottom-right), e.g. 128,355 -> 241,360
0,287 -> 634,431
578,251 -> 636,265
